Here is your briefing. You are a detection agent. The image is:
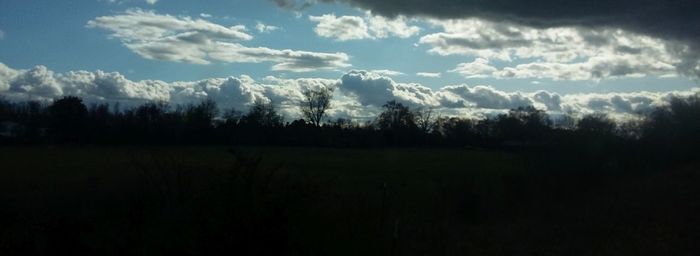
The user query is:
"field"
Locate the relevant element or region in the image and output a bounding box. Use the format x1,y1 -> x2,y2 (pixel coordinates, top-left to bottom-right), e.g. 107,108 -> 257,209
1,146 -> 698,255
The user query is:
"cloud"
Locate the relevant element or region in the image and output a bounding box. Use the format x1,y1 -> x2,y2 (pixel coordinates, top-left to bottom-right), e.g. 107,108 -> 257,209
255,21 -> 280,33
491,56 -> 677,81
370,69 -> 403,76
422,19 -> 682,80
144,0 -> 157,4
271,0 -> 299,9
0,63 -> 18,91
309,13 -> 420,41
199,13 -> 212,18
367,13 -> 420,39
309,14 -> 372,41
87,9 -> 350,72
450,58 -> 498,78
276,1 -> 698,79
339,70 -> 439,107
8,66 -> 63,97
0,62 -> 339,116
307,0 -> 699,49
416,72 -> 441,78
1,62 -> 697,121
437,85 -> 533,109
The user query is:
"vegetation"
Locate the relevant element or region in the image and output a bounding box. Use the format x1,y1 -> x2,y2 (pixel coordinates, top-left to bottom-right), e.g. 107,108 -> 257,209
2,94 -> 699,154
1,93 -> 699,255
299,87 -> 333,127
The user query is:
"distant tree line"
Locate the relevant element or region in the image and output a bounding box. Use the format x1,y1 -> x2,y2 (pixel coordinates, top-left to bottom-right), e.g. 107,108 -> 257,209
1,90 -> 698,162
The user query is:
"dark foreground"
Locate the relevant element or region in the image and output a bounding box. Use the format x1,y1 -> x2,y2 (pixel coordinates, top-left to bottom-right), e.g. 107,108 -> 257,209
1,146 -> 698,255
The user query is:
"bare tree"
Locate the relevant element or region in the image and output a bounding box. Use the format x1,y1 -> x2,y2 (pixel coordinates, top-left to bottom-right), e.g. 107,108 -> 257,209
414,107 -> 437,133
300,87 -> 333,127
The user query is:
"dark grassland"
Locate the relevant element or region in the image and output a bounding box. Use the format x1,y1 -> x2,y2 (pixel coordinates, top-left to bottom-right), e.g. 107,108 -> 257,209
1,146 -> 698,255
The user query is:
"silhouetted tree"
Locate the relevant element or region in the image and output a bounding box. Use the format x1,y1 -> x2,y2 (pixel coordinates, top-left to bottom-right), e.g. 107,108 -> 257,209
642,95 -> 700,160
377,101 -> 416,131
223,108 -> 242,125
241,100 -> 283,128
49,96 -> 88,143
183,99 -> 219,142
577,113 -> 616,135
414,107 -> 437,134
300,87 -> 333,127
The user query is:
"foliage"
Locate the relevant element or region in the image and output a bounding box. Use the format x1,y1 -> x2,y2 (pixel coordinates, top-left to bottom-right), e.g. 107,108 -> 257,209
300,87 -> 333,127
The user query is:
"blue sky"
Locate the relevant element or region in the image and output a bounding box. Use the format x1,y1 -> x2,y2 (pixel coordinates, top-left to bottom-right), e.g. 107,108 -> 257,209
1,0 -> 699,120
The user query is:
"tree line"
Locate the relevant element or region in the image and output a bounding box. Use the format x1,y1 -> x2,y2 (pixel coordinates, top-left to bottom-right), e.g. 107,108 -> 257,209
1,89 -> 698,160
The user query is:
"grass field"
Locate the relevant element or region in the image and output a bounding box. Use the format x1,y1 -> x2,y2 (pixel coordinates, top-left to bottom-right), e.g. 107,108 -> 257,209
1,146 -> 698,255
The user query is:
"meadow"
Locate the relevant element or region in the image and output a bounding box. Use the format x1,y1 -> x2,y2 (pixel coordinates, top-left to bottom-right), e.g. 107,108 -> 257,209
1,146 -> 698,255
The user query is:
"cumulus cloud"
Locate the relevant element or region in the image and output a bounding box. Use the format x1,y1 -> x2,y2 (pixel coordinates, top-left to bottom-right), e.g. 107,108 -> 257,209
309,13 -> 420,41
367,14 -> 420,39
437,85 -> 532,109
255,21 -> 280,33
491,56 -> 677,81
87,9 -> 350,72
424,19 -> 683,80
303,0 -> 700,49
0,63 -> 19,91
339,70 -> 439,107
8,66 -> 63,97
278,0 -> 700,78
370,69 -> 403,76
416,72 -> 441,78
1,62 -> 697,121
0,62 -> 340,117
450,58 -> 497,78
309,14 -> 372,41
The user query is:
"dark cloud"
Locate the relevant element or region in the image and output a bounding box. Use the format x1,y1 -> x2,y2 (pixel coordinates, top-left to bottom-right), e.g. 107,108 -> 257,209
272,0 -> 700,78
310,0 -> 697,43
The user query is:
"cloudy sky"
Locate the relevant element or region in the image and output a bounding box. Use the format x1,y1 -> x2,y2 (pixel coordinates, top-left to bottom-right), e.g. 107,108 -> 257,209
0,0 -> 698,120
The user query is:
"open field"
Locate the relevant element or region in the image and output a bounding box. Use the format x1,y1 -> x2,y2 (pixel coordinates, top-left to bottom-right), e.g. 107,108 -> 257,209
1,146 -> 699,255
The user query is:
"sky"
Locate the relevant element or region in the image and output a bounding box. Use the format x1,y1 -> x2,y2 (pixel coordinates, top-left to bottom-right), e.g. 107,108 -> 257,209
1,0 -> 699,120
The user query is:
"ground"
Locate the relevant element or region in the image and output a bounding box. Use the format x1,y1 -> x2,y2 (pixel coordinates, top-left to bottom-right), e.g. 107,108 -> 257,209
1,146 -> 698,255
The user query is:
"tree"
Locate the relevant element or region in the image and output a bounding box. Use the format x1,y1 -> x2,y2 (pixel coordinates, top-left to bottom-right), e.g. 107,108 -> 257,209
577,113 -> 616,134
185,99 -> 218,129
377,100 -> 416,131
414,107 -> 437,134
241,100 -> 283,128
300,87 -> 332,127
49,96 -> 88,142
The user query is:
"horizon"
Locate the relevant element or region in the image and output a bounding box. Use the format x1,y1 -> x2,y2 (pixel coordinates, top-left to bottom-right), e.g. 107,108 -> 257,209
1,0 -> 699,120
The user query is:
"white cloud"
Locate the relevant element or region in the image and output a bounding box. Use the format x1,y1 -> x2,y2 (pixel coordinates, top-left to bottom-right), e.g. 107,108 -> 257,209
309,13 -> 420,41
145,0 -> 157,5
450,58 -> 498,78
340,70 -> 440,107
309,14 -> 372,41
491,56 -> 677,81
367,14 -> 420,39
420,18 -> 683,81
199,13 -> 212,18
1,62 -> 696,121
437,85 -> 533,109
8,65 -> 63,97
416,72 -> 441,78
0,63 -> 19,91
370,69 -> 404,76
87,9 -> 350,72
255,21 -> 280,33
